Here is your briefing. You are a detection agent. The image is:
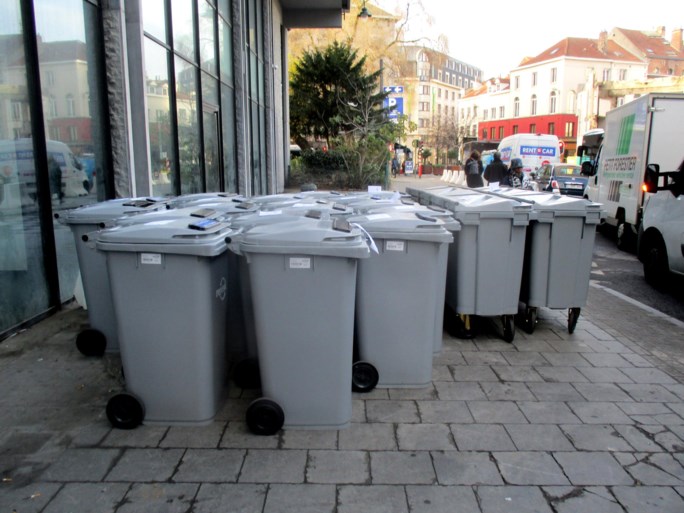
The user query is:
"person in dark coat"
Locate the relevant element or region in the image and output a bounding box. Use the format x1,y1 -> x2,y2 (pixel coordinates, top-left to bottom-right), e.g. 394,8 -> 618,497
48,156 -> 63,203
464,150 -> 484,188
483,151 -> 508,184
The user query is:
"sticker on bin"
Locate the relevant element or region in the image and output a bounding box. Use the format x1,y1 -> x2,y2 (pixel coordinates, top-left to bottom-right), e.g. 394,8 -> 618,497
289,257 -> 311,269
258,209 -> 283,216
365,213 -> 392,220
140,253 -> 162,265
385,240 -> 405,252
188,218 -> 220,230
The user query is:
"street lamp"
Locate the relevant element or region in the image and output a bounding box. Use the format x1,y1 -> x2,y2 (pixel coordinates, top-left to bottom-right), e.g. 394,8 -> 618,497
358,0 -> 372,18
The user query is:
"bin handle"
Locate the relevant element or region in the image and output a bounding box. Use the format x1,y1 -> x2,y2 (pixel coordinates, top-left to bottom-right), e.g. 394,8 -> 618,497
350,222 -> 379,254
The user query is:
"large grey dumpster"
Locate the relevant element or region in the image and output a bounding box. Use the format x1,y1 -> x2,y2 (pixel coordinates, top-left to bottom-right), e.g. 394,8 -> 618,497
347,211 -> 454,388
96,216 -> 238,428
489,189 -> 603,334
360,202 -> 461,355
438,191 -> 533,342
57,198 -> 171,356
237,218 -> 370,435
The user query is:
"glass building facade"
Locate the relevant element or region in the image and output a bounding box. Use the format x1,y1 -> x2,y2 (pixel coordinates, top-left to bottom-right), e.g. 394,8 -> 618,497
0,0 -> 344,339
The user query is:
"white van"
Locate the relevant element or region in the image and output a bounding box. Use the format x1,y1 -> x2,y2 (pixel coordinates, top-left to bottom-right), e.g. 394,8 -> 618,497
497,133 -> 561,177
0,139 -> 89,208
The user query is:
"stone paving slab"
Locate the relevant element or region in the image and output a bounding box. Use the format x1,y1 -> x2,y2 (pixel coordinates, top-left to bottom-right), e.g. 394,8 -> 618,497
1,277 -> 684,512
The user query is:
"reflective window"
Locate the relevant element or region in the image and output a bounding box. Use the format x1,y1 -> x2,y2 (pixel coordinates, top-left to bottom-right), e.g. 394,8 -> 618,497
145,39 -> 175,196
143,0 -> 167,43
199,0 -> 216,74
172,0 -> 196,62
176,56 -> 200,194
34,0 -> 111,303
0,1 -> 51,333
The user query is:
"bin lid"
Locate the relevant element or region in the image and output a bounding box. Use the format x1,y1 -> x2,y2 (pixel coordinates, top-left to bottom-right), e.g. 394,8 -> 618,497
165,192 -> 245,209
229,209 -> 326,231
60,197 -> 172,226
96,216 -> 237,257
347,211 -> 455,243
485,189 -> 604,220
368,204 -> 461,233
239,218 -> 371,259
435,192 -> 533,225
113,203 -> 258,227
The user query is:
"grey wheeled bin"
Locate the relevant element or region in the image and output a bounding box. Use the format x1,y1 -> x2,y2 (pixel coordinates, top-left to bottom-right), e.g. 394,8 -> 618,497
439,191 -> 533,342
56,197 -> 171,356
347,211 -> 454,389
361,202 -> 461,355
225,210 -> 327,390
96,216 -> 239,428
490,189 -> 603,334
237,218 -> 371,435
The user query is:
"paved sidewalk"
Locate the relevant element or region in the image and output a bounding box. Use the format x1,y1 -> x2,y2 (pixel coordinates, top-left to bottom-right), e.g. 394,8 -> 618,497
1,176 -> 683,512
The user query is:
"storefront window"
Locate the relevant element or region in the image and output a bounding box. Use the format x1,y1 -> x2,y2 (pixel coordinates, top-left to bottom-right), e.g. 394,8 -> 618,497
0,1 -> 51,334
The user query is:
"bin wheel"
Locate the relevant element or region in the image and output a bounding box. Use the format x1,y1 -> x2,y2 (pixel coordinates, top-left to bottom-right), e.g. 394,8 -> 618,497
444,309 -> 477,339
246,398 -> 284,436
517,307 -> 538,334
106,393 -> 144,430
352,361 -> 379,393
568,308 -> 581,334
502,315 -> 515,343
76,328 -> 107,357
232,358 -> 261,389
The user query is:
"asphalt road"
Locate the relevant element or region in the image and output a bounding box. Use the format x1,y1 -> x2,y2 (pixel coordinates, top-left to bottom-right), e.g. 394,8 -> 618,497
591,227 -> 684,323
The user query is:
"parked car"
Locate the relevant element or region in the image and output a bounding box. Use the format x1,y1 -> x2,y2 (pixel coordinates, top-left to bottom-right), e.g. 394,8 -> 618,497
529,163 -> 587,196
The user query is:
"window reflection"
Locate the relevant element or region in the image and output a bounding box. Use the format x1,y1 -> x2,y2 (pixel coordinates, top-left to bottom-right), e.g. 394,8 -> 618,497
0,1 -> 50,332
175,56 -> 199,194
142,0 -> 167,43
145,38 -> 175,196
199,0 -> 216,74
172,0 -> 196,63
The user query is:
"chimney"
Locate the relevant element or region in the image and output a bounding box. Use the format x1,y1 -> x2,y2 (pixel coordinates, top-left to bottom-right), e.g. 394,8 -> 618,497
598,30 -> 608,53
672,28 -> 683,52
656,26 -> 666,37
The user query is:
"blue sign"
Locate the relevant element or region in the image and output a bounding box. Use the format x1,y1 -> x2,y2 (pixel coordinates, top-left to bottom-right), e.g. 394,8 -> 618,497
383,85 -> 404,94
383,97 -> 404,123
520,145 -> 556,157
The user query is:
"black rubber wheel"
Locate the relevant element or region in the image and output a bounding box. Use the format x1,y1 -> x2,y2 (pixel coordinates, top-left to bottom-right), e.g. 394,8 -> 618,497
232,358 -> 261,389
616,222 -> 634,252
643,240 -> 669,290
516,306 -> 538,334
502,315 -> 515,343
568,308 -> 581,334
75,328 -> 107,357
444,308 -> 477,339
352,361 -> 379,393
106,393 -> 144,430
246,398 -> 284,436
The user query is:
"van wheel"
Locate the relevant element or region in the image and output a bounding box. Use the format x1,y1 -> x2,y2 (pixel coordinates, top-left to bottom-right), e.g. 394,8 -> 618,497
643,239 -> 669,290
616,222 -> 634,252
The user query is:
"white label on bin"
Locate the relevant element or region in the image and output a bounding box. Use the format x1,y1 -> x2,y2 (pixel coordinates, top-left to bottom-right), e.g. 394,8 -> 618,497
366,213 -> 392,220
289,257 -> 311,269
367,185 -> 382,193
385,240 -> 405,252
140,253 -> 162,265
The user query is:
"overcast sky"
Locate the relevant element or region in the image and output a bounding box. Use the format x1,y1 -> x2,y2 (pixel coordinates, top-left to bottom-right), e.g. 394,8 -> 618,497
374,0 -> 681,77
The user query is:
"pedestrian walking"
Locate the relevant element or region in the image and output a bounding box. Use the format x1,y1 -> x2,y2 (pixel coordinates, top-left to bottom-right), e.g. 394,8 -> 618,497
483,151 -> 508,185
464,150 -> 484,188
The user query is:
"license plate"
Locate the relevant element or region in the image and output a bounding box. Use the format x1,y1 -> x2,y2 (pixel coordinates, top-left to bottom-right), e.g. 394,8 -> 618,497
567,183 -> 583,189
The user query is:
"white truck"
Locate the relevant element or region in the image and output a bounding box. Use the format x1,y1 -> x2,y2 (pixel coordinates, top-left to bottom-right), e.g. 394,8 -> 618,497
578,93 -> 684,250
638,161 -> 684,288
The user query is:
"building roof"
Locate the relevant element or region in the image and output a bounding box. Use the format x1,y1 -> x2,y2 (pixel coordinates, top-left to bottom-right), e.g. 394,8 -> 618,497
518,37 -> 642,68
615,27 -> 684,59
